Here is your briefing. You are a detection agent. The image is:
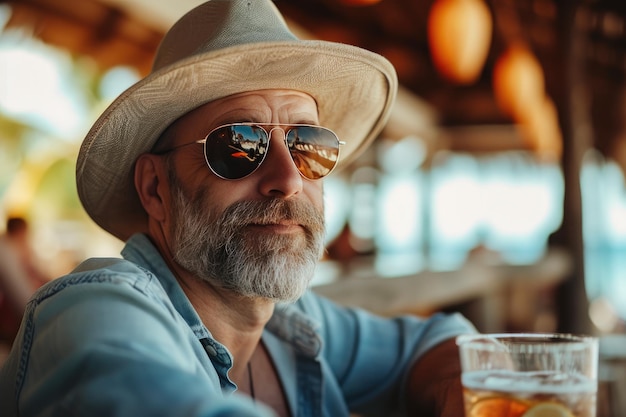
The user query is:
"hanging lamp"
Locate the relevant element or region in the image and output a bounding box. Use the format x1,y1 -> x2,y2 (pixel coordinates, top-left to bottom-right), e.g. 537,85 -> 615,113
492,43 -> 545,121
427,0 -> 493,84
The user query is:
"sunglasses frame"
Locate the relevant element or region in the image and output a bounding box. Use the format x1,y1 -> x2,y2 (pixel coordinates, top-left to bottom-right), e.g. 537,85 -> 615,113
161,122 -> 345,181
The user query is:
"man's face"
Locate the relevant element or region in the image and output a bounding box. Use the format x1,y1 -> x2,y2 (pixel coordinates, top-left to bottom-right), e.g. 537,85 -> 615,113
161,90 -> 327,301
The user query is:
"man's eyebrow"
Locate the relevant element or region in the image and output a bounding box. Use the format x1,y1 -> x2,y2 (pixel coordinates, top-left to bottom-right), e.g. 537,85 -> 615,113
214,117 -> 255,125
212,120 -> 322,127
212,109 -> 267,125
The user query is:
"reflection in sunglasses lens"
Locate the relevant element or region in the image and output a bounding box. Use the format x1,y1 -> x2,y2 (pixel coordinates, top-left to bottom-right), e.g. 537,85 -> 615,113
205,126 -> 265,179
287,127 -> 339,179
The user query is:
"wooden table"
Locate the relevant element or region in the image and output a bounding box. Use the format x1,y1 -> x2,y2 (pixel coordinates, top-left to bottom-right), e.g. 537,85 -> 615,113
312,248 -> 572,332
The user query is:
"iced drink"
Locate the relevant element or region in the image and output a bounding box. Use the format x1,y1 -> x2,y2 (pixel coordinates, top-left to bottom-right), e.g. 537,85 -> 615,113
457,333 -> 598,417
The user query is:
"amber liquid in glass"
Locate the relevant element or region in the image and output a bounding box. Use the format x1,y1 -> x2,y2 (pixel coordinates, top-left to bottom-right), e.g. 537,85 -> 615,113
462,370 -> 597,417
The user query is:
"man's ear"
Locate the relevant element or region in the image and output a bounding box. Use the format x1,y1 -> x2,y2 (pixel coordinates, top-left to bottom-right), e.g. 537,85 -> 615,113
135,154 -> 168,222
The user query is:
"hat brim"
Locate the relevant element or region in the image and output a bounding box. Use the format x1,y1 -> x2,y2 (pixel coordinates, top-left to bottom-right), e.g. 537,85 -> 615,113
77,40 -> 397,240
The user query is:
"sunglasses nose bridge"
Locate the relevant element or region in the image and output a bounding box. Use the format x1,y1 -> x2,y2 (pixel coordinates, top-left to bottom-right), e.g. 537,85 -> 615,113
265,126 -> 288,143
264,126 -> 295,163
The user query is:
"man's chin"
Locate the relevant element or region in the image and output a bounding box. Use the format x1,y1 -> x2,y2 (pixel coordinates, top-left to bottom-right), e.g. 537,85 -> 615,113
242,228 -> 309,252
246,223 -> 306,235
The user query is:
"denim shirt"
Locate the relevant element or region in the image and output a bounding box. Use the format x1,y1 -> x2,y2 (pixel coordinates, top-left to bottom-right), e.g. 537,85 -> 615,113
0,234 -> 476,417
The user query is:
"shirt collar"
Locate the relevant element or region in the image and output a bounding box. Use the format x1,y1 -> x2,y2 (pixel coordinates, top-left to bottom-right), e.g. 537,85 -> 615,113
121,233 -> 212,340
121,233 -> 321,358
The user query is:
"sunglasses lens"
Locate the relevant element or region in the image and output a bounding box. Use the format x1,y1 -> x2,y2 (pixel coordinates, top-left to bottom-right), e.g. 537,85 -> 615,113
286,126 -> 340,179
204,125 -> 268,179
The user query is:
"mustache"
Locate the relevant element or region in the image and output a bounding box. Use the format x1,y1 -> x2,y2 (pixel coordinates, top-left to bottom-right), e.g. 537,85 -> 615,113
217,198 -> 326,233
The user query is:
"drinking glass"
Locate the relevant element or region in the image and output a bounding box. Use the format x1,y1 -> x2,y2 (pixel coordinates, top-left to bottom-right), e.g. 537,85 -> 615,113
457,333 -> 598,417
598,334 -> 626,417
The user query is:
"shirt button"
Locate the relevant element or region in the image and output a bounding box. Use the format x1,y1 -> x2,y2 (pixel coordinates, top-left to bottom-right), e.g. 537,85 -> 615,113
205,345 -> 218,356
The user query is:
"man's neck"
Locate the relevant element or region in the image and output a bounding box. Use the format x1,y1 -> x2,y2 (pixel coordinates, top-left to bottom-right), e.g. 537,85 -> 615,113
147,228 -> 274,377
176,266 -> 275,382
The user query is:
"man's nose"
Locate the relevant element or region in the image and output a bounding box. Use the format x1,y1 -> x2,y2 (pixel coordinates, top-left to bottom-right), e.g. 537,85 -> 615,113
255,128 -> 303,198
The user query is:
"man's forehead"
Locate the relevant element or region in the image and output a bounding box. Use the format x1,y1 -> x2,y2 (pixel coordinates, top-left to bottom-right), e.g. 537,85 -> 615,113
186,89 -> 316,119
154,89 -> 318,149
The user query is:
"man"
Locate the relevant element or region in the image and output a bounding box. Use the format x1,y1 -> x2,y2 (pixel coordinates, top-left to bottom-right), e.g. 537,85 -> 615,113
0,1 -> 476,416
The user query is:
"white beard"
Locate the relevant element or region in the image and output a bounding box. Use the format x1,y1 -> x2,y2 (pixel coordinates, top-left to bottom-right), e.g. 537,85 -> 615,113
169,180 -> 326,302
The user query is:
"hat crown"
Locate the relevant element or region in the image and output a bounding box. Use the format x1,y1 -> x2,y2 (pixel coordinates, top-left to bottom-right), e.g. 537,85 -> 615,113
152,0 -> 297,72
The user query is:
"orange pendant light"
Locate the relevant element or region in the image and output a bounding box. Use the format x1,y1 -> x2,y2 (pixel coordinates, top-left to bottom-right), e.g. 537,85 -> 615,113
492,43 -> 545,121
517,96 -> 563,161
427,0 -> 493,84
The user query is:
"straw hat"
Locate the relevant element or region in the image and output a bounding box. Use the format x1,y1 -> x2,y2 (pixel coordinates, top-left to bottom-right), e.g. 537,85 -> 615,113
77,0 -> 397,240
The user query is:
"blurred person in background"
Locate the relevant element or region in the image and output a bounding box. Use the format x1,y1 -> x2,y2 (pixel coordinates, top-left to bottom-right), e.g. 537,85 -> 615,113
0,217 -> 47,349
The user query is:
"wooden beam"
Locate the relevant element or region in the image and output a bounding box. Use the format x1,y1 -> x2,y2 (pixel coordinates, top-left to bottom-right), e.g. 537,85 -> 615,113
547,0 -> 595,335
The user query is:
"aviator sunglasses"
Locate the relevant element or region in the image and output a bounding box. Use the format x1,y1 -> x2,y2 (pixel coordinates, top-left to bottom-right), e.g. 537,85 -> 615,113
159,123 -> 345,180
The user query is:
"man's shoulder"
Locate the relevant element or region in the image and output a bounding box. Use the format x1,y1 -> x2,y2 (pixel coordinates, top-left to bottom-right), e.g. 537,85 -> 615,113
71,256 -> 141,274
34,257 -> 162,304
62,256 -> 152,286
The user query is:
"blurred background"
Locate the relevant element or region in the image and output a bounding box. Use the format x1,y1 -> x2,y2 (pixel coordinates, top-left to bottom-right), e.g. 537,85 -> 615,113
1,0 -> 626,339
